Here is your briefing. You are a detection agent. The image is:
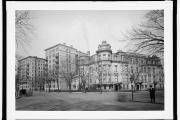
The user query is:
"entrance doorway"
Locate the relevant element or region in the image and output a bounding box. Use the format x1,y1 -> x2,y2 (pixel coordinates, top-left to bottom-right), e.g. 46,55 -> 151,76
136,84 -> 140,90
114,85 -> 118,91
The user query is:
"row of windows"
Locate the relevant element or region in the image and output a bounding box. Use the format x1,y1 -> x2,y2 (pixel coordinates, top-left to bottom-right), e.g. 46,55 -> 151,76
19,64 -> 46,69
91,71 -> 156,80
20,72 -> 45,77
20,69 -> 46,73
19,63 -> 46,66
91,76 -> 157,84
97,54 -> 160,66
96,64 -> 156,74
19,66 -> 46,71
98,54 -> 111,58
20,60 -> 46,65
48,53 -> 59,59
48,57 -> 76,63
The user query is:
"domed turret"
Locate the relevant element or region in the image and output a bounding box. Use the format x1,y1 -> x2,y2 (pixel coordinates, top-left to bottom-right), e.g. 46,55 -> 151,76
96,41 -> 112,53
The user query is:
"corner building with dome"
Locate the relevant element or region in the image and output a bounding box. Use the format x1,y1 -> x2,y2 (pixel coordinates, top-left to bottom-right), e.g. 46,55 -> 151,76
79,41 -> 164,91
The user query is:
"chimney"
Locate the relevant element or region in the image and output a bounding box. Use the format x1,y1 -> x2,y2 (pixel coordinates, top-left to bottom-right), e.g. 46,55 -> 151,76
87,51 -> 90,56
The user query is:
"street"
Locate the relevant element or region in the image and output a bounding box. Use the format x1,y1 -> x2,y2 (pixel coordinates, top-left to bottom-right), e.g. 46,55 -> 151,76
16,91 -> 164,111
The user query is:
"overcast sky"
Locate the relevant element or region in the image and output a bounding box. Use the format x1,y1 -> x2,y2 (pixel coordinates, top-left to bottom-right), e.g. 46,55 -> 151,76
20,10 -> 149,58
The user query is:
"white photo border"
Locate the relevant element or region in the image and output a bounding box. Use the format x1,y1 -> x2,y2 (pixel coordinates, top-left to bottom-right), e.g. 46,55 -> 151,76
6,1 -> 173,120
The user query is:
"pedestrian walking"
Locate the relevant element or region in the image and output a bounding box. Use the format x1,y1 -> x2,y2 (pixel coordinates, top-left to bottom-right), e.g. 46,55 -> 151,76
149,85 -> 155,103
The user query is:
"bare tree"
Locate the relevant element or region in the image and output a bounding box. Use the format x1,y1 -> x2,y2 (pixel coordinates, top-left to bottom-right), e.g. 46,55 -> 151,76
91,63 -> 106,94
59,61 -> 77,92
126,10 -> 164,56
46,71 -> 56,92
152,65 -> 164,90
51,68 -> 60,92
129,66 -> 143,101
79,66 -> 89,93
36,75 -> 46,92
46,76 -> 52,92
16,10 -> 35,54
45,69 -> 59,92
133,66 -> 143,90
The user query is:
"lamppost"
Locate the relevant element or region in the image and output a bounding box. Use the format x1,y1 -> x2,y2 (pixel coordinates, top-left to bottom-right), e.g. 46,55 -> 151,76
130,74 -> 134,101
99,70 -> 102,94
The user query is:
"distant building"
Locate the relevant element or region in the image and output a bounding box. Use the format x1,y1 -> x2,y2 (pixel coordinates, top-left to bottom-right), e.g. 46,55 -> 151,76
17,56 -> 47,91
44,43 -> 88,91
79,41 -> 164,91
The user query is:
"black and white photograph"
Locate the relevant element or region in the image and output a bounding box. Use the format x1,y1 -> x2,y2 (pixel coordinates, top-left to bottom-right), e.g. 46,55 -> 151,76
5,1 -> 173,120
15,10 -> 164,111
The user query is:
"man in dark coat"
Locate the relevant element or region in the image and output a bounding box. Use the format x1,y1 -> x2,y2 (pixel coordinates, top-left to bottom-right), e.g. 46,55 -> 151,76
149,85 -> 155,103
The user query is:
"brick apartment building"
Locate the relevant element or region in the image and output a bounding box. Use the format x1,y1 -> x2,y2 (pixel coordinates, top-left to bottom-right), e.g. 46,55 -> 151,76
17,56 -> 47,91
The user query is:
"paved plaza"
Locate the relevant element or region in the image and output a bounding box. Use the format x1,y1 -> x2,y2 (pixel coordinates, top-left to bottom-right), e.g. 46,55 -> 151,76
16,91 -> 164,111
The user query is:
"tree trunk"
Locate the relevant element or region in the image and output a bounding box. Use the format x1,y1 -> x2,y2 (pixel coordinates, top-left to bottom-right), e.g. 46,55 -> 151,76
84,84 -> 86,93
56,79 -> 60,92
131,84 -> 134,101
100,88 -> 102,94
69,83 -> 72,92
100,84 -> 102,94
48,85 -> 50,92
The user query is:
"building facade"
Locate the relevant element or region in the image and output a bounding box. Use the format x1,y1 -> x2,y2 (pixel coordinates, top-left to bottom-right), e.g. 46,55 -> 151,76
17,56 -> 47,91
44,43 -> 88,91
44,41 -> 164,91
79,41 -> 164,91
